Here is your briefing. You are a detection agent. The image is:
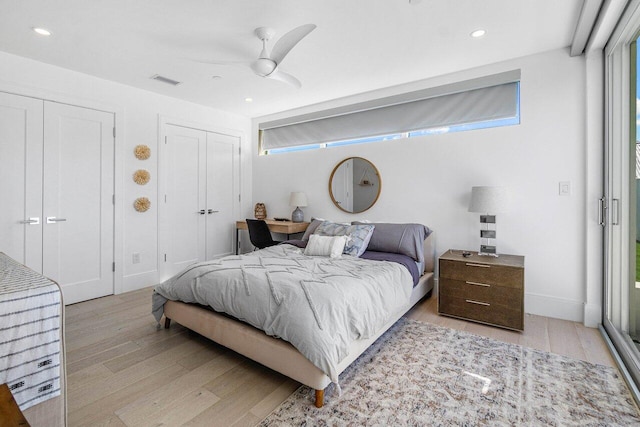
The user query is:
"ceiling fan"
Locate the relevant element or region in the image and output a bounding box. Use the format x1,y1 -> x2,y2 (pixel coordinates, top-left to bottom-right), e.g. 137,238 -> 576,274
204,24 -> 316,89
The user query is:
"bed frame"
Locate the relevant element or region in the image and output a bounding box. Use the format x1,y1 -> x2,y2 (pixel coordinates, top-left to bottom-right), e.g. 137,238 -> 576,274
163,233 -> 435,408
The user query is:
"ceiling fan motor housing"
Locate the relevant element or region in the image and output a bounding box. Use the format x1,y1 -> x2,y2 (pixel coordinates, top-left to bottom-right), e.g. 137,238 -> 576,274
251,58 -> 277,76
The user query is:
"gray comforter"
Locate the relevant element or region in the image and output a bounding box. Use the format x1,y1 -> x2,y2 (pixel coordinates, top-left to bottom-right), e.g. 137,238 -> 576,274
152,244 -> 413,384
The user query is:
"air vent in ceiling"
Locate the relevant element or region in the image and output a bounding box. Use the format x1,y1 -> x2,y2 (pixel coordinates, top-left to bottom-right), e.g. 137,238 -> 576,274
150,74 -> 181,86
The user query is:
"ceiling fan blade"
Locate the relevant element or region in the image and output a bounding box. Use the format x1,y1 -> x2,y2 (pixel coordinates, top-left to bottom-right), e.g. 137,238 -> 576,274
270,24 -> 316,65
267,69 -> 302,88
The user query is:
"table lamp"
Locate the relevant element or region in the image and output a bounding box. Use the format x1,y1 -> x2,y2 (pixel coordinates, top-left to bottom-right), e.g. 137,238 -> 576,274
289,192 -> 308,223
468,186 -> 508,256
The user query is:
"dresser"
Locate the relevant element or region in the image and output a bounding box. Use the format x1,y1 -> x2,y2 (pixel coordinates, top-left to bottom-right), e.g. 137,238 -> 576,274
438,250 -> 525,331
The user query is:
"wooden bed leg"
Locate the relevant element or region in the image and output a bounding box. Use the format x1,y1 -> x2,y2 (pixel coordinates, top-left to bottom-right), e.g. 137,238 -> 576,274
315,389 -> 324,408
164,317 -> 171,329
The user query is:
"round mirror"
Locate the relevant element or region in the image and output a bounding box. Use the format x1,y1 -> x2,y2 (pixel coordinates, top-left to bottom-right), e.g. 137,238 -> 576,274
329,157 -> 381,213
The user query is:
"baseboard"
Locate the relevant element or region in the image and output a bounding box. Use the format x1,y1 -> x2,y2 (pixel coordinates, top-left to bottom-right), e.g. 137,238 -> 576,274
583,303 -> 602,328
122,270 -> 158,293
525,292 -> 584,323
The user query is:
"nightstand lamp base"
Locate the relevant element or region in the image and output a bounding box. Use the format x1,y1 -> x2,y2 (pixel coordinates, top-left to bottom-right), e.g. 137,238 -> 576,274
479,244 -> 498,257
468,186 -> 508,258
478,215 -> 499,257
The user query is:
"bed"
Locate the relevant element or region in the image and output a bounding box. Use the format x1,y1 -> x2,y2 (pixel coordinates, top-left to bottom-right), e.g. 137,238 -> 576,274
152,221 -> 434,408
0,252 -> 66,426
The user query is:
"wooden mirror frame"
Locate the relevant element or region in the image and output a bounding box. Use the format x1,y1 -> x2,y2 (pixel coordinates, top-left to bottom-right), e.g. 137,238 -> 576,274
329,157 -> 381,213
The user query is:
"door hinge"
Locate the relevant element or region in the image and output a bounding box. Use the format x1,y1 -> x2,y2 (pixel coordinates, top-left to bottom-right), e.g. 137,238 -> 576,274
238,194 -> 241,203
112,194 -> 115,205
165,136 -> 168,144
113,127 -> 116,138
164,254 -> 167,262
112,262 -> 115,272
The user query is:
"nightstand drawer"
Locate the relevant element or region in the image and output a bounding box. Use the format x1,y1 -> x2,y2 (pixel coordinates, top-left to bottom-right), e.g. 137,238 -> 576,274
439,259 -> 523,289
439,293 -> 524,330
439,278 -> 522,306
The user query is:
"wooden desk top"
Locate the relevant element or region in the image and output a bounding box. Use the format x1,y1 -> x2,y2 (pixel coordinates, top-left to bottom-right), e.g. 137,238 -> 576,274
236,219 -> 310,234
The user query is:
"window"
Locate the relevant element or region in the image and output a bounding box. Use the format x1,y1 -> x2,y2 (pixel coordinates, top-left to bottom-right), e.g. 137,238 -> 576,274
259,71 -> 521,155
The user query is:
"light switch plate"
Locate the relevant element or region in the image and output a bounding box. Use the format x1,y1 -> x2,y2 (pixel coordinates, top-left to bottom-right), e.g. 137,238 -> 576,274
559,181 -> 571,196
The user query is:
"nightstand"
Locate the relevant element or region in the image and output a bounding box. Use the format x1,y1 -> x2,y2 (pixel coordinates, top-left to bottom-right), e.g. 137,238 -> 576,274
438,249 -> 525,331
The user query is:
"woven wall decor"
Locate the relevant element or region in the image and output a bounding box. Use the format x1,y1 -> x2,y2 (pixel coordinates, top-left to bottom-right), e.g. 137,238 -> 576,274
133,169 -> 150,185
133,197 -> 151,212
134,144 -> 151,160
254,203 -> 267,219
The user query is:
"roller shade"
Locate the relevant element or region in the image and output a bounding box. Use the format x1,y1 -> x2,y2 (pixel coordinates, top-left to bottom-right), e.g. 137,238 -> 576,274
259,70 -> 520,151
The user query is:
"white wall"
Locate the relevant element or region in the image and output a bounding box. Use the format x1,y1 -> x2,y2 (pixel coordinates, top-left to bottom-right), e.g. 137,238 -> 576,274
0,47 -> 593,322
252,48 -> 589,322
0,51 -> 252,294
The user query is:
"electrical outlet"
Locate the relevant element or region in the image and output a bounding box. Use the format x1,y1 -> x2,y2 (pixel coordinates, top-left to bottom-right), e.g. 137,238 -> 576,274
132,252 -> 141,264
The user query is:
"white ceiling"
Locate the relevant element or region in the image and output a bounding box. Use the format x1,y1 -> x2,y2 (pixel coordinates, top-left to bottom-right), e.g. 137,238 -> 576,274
0,0 -> 585,118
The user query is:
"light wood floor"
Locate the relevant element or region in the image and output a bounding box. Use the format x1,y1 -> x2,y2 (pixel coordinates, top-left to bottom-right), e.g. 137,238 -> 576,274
65,287 -> 615,426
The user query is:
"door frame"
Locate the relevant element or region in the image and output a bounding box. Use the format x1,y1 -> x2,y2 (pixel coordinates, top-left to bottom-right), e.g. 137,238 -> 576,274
157,115 -> 243,281
0,83 -> 123,298
602,0 -> 640,405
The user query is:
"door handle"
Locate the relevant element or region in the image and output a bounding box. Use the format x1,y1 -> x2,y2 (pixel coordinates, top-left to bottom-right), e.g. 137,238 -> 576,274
208,209 -> 219,214
46,217 -> 67,223
199,209 -> 206,215
612,198 -> 620,226
19,217 -> 40,225
598,197 -> 606,226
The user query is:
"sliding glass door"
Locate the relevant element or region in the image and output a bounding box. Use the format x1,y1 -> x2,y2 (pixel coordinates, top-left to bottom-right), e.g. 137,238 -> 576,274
604,1 -> 640,400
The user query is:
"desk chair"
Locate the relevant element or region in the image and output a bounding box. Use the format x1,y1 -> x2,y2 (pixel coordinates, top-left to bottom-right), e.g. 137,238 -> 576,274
246,219 -> 282,250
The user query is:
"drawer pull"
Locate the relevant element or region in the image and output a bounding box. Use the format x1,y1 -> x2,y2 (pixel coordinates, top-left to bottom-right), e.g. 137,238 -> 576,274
466,263 -> 490,268
466,281 -> 490,287
465,299 -> 490,307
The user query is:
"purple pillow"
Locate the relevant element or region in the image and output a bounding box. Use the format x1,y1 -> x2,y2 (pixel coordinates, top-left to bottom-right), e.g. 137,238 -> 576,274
301,218 -> 325,241
352,222 -> 431,263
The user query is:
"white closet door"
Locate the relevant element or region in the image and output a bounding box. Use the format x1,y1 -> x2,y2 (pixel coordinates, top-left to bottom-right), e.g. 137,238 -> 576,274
206,132 -> 239,258
42,102 -> 114,304
0,92 -> 43,271
165,124 -> 207,276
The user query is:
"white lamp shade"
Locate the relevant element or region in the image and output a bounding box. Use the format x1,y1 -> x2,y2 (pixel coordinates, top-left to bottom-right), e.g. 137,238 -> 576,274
289,192 -> 308,207
468,186 -> 508,213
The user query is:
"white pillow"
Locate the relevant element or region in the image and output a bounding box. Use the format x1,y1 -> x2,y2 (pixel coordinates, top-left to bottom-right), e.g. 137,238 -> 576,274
304,235 -> 347,258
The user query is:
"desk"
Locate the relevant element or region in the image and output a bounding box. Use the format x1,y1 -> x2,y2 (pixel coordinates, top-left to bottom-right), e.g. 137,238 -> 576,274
236,219 -> 309,254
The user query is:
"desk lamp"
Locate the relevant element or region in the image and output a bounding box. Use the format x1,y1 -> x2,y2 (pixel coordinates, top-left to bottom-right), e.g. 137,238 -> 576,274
289,192 -> 308,223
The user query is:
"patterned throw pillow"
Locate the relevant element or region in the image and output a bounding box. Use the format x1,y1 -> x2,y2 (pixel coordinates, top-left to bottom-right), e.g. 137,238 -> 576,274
314,221 -> 375,257
304,235 -> 347,258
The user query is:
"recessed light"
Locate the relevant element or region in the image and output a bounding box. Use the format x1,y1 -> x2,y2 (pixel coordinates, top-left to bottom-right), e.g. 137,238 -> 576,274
470,29 -> 486,38
33,27 -> 51,36
212,75 -> 222,80
245,98 -> 253,103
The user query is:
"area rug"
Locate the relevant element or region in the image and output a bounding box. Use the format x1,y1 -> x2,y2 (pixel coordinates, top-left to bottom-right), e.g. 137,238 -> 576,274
260,319 -> 640,426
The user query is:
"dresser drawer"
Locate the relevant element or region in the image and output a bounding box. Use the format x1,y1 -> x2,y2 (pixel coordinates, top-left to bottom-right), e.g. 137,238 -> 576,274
439,278 -> 522,306
439,259 -> 523,289
439,292 -> 524,330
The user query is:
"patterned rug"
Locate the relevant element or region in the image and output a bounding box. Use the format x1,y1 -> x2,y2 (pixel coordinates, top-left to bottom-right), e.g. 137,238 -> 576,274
260,319 -> 640,426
